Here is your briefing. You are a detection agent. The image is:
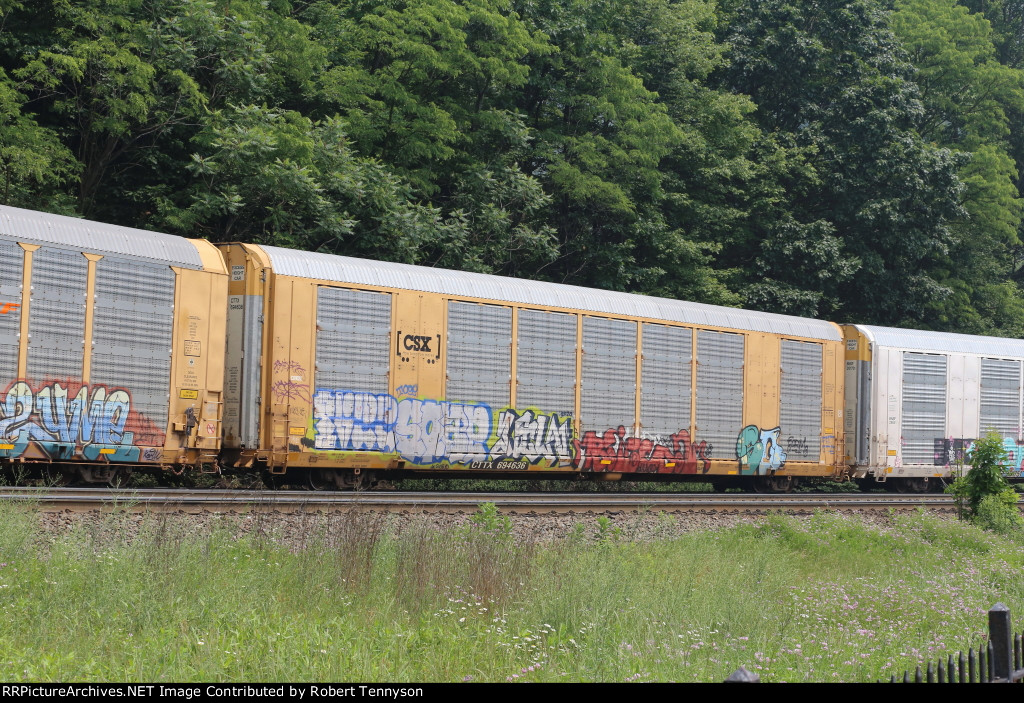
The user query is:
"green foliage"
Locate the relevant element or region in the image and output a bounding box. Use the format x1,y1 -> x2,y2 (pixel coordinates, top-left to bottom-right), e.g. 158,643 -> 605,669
468,501 -> 512,538
947,432 -> 1021,532
0,69 -> 77,211
594,515 -> 621,544
3,508 -> 1024,681
891,0 -> 1024,335
717,0 -> 967,322
975,492 -> 1024,534
0,0 -> 1021,332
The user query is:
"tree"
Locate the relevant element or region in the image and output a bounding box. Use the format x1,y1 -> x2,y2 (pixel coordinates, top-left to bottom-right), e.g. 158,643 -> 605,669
2,0 -> 320,220
715,0 -> 966,323
157,105 -> 468,263
0,67 -> 77,211
947,432 -> 1022,532
892,0 -> 1024,335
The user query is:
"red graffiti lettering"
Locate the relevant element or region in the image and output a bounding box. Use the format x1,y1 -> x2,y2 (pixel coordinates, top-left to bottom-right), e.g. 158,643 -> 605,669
573,426 -> 711,474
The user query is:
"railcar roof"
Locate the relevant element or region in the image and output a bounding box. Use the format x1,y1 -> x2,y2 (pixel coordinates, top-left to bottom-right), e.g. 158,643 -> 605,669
855,324 -> 1024,357
0,205 -> 203,269
261,245 -> 842,341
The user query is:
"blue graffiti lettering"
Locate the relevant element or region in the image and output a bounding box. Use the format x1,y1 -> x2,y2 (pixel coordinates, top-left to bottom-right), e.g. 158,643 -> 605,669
313,389 -> 492,464
0,381 -> 143,461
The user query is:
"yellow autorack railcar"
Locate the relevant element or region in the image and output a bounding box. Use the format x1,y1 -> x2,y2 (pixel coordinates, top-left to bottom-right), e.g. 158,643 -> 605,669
0,205 -> 227,483
219,243 -> 846,491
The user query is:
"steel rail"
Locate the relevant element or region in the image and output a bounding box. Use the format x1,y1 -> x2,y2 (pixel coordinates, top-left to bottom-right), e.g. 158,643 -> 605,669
0,487 -> 961,512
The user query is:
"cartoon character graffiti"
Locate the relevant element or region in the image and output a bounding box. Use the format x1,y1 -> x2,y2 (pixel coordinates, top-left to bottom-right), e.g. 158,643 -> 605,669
736,425 -> 787,475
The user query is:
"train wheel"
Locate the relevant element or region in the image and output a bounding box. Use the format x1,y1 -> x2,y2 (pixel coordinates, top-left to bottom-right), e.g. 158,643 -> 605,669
751,475 -> 795,493
907,477 -> 931,493
308,468 -> 336,491
892,477 -> 931,493
260,470 -> 283,490
353,470 -> 375,491
77,466 -> 129,486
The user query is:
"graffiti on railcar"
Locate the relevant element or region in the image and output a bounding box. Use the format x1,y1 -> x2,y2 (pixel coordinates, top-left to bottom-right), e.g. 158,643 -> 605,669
491,408 -> 573,465
736,425 -> 787,475
271,360 -> 311,403
574,426 -> 711,473
785,436 -> 809,456
311,389 -> 574,466
933,437 -> 975,467
273,360 -> 306,375
1001,437 -> 1024,474
0,380 -> 161,461
271,379 -> 312,403
933,436 -> 1024,475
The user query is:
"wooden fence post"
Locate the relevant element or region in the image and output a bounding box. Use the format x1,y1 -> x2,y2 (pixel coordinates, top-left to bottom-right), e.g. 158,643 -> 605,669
989,603 -> 1013,682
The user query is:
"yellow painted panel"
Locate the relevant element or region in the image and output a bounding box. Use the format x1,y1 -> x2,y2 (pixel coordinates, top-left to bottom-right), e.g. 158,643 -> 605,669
841,325 -> 872,362
745,334 -> 780,430
16,244 -> 38,378
822,341 -> 842,469
166,264 -> 228,456
189,238 -> 229,275
393,291 -> 446,400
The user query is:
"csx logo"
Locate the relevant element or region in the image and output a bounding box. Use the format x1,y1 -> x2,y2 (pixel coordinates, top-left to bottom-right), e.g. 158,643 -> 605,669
0,302 -> 20,315
403,334 -> 433,352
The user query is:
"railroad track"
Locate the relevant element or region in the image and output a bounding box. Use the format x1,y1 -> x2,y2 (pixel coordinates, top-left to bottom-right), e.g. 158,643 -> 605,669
0,487 -> 962,513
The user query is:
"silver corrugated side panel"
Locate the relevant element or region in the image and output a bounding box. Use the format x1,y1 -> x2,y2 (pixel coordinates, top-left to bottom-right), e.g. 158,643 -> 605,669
446,301 -> 512,408
640,323 -> 691,438
516,309 -> 576,416
901,352 -> 947,465
780,339 -> 822,460
316,287 -> 392,393
0,239 -> 22,380
239,295 -> 263,448
262,246 -> 841,341
27,247 -> 87,381
0,205 -> 203,269
224,291 -> 264,448
581,317 -> 637,433
979,358 -> 1021,438
90,256 -> 175,438
696,330 -> 743,458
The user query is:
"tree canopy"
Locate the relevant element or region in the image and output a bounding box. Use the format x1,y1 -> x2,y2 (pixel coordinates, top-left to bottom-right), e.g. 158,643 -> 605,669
1,0 -> 1021,334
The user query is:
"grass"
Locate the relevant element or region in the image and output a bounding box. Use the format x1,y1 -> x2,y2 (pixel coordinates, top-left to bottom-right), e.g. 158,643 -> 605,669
0,505 -> 1021,682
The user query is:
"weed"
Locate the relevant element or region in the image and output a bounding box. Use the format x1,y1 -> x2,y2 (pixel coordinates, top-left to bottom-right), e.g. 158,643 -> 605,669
595,516 -> 621,543
468,502 -> 513,538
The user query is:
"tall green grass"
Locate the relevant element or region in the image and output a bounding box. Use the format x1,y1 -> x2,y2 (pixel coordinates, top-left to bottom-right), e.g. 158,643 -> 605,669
0,506 -> 1020,682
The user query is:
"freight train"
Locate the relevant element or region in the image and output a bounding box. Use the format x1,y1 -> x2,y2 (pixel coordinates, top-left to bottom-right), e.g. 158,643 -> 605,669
1,204 -> 1022,492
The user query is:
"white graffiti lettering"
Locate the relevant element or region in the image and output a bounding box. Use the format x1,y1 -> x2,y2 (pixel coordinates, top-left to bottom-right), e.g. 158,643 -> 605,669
312,390 -> 574,466
313,389 -> 491,464
491,409 -> 573,463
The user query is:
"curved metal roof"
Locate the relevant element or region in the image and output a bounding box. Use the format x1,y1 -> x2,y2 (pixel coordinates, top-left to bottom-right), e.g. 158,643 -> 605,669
855,324 -> 1024,357
261,245 -> 842,340
0,205 -> 203,269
